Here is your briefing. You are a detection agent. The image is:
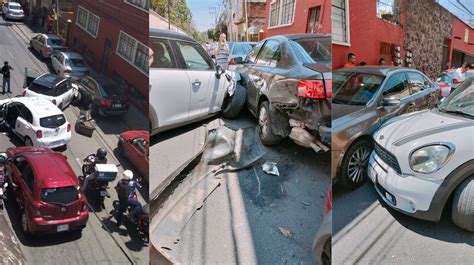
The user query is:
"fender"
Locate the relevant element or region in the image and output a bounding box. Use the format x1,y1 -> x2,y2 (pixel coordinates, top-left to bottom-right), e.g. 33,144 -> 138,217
149,104 -> 158,135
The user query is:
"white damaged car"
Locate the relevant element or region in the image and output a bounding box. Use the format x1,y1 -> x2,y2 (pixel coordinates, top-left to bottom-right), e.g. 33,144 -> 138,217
368,76 -> 474,232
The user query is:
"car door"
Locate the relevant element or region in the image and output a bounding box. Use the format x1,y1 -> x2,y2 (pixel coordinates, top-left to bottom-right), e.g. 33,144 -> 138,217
18,162 -> 36,221
252,40 -> 281,104
129,138 -> 147,177
238,41 -> 264,115
378,72 -> 412,123
406,71 -> 438,110
55,80 -> 73,107
175,40 -> 225,118
15,106 -> 34,140
23,68 -> 41,88
150,37 -> 191,130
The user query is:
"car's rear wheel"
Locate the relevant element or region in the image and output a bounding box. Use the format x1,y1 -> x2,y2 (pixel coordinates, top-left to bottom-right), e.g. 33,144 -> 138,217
222,84 -> 246,119
452,176 -> 474,232
258,101 -> 282,145
24,137 -> 33,147
339,139 -> 373,189
21,212 -> 31,235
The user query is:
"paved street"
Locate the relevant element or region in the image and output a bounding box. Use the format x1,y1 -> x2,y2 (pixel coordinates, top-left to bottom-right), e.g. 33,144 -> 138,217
150,112 -> 330,264
0,17 -> 148,264
333,183 -> 474,264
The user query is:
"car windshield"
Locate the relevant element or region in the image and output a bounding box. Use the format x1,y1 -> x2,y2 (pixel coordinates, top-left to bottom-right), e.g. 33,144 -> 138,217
40,114 -> 66,128
40,186 -> 79,205
290,38 -> 331,63
66,58 -> 86,67
439,78 -> 474,118
47,38 -> 63,46
435,72 -> 453,84
9,5 -> 21,10
232,43 -> 254,55
333,72 -> 385,105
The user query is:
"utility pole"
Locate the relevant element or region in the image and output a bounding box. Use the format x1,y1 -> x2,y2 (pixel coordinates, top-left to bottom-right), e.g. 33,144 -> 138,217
168,0 -> 171,30
56,0 -> 59,35
244,0 -> 248,41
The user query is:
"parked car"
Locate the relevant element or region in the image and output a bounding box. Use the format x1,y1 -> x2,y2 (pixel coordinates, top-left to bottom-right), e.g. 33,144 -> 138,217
435,69 -> 474,97
332,66 -> 440,188
149,28 -> 246,135
29,34 -> 67,59
227,41 -> 256,70
23,68 -> 80,110
235,34 -> 332,152
6,146 -> 88,235
368,76 -> 474,232
2,2 -> 24,20
118,131 -> 149,182
0,97 -> 72,148
312,186 -> 332,265
75,76 -> 130,116
51,52 -> 90,78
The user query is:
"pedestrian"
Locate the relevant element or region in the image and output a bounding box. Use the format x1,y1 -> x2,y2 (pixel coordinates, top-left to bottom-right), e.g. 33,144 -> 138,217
452,62 -> 469,84
1,61 -> 13,94
214,33 -> 230,70
343,53 -> 356,68
359,61 -> 368,66
379,58 -> 386,65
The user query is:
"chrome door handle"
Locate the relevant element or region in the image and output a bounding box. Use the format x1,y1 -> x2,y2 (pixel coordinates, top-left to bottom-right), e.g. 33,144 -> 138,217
193,80 -> 201,86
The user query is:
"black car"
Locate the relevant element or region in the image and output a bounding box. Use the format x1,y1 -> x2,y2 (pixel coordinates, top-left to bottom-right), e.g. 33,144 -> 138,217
235,34 -> 332,152
76,76 -> 130,117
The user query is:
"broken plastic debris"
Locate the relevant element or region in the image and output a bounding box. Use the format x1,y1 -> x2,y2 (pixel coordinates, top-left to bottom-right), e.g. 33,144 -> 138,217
262,161 -> 279,176
278,227 -> 292,238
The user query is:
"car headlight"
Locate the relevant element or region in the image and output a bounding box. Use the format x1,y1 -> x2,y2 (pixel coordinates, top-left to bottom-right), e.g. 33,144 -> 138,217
409,144 -> 454,174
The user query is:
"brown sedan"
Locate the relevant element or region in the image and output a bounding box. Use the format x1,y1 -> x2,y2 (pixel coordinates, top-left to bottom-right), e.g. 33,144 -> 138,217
332,66 -> 440,188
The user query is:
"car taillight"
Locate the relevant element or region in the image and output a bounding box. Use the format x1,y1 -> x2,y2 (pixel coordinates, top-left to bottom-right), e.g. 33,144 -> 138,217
229,58 -> 235,65
100,100 -> 112,107
52,99 -> 56,105
323,186 -> 332,217
64,67 -> 72,73
36,130 -> 43,139
297,80 -> 329,99
67,123 -> 71,132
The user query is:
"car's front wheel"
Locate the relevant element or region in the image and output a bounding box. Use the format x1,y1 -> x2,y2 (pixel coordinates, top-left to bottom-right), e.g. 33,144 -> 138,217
339,139 -> 373,189
258,101 -> 282,145
452,176 -> 474,232
222,84 -> 246,119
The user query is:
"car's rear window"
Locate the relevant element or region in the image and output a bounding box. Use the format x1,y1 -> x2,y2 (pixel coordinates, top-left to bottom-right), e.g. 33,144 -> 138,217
40,187 -> 79,205
40,114 -> 66,128
47,38 -> 63,46
67,58 -> 86,67
290,38 -> 331,63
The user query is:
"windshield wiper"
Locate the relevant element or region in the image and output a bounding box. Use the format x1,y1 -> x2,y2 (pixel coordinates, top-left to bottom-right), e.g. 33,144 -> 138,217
441,109 -> 474,118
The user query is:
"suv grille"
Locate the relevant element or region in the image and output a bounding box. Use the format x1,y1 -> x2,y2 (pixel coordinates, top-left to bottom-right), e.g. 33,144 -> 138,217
374,142 -> 402,174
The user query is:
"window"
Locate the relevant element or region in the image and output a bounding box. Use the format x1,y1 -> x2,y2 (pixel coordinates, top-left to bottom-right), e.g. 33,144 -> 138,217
56,81 -> 71,95
290,37 -> 332,63
383,73 -> 410,99
117,31 -> 149,74
40,114 -> 66,128
124,0 -> 148,10
76,6 -> 100,37
407,72 -> 430,93
268,0 -> 295,28
377,0 -> 400,24
150,38 -> 176,69
256,40 -> 281,67
246,42 -> 264,64
332,0 -> 349,44
307,6 -> 321,33
177,42 -> 214,71
21,165 -> 34,193
41,187 -> 79,205
19,108 -> 33,124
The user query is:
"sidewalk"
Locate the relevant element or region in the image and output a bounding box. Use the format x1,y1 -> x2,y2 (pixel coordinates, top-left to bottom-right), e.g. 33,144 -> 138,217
0,213 -> 27,264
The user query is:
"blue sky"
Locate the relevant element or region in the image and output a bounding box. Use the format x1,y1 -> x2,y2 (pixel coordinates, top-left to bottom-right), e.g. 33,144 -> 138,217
438,0 -> 473,26
187,0 -> 222,32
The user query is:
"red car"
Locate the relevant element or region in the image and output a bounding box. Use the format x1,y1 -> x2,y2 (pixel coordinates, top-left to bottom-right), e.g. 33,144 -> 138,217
6,147 -> 88,235
435,69 -> 474,97
118,131 -> 149,182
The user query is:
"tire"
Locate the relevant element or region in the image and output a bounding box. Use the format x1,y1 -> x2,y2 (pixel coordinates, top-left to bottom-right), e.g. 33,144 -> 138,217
339,139 -> 373,189
24,137 -> 33,147
258,101 -> 282,145
21,212 -> 31,235
82,164 -> 90,177
452,176 -> 474,232
222,84 -> 246,119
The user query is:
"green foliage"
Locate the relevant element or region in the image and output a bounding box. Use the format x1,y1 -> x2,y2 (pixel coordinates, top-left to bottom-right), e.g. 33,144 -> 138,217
151,0 -> 192,34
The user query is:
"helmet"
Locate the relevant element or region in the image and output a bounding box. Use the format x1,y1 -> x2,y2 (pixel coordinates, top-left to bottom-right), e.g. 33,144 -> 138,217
123,170 -> 133,181
96,148 -> 107,160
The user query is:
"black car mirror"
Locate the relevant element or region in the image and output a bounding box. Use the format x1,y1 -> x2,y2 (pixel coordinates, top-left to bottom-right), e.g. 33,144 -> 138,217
234,57 -> 243,64
215,65 -> 224,79
382,96 -> 401,106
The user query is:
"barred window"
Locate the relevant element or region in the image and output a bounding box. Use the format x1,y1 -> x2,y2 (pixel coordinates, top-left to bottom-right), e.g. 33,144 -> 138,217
125,0 -> 148,10
332,0 -> 349,44
377,0 -> 400,24
117,31 -> 149,74
76,6 -> 99,37
280,0 -> 295,25
77,7 -> 87,28
268,0 -> 295,28
269,0 -> 280,27
134,43 -> 149,73
118,32 -> 136,62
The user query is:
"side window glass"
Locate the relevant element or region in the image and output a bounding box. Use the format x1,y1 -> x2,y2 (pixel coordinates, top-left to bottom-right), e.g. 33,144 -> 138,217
246,42 -> 264,64
20,108 -> 33,124
14,156 -> 27,173
56,81 -> 70,95
255,40 -> 281,67
22,165 -> 34,193
149,38 -> 176,69
177,42 -> 214,71
407,72 -> 428,94
383,73 -> 410,99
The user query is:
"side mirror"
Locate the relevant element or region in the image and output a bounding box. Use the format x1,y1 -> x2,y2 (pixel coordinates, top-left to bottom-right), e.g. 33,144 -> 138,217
234,57 -> 243,64
382,96 -> 400,106
215,65 -> 224,79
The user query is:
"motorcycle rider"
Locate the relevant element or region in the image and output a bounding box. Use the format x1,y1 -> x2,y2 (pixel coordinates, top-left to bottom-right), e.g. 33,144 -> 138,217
81,148 -> 108,192
115,170 -> 142,226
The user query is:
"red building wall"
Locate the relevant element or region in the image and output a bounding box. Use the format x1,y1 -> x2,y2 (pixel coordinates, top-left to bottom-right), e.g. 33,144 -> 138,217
264,0 -> 331,36
68,0 -> 148,111
332,0 -> 405,69
449,17 -> 474,64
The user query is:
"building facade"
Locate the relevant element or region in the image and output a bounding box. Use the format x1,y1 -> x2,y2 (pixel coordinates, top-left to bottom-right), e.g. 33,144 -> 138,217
332,0 -> 474,78
223,0 -> 266,42
68,0 -> 149,113
264,0 -> 331,37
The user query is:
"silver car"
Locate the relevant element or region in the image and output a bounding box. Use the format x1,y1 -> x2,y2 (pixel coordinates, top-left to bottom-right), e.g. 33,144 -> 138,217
2,2 -> 24,20
29,34 -> 67,59
51,52 -> 89,78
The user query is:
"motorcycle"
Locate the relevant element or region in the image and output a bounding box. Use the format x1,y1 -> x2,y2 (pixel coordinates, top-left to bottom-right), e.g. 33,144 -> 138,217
80,163 -> 118,210
113,185 -> 149,242
82,154 -> 97,176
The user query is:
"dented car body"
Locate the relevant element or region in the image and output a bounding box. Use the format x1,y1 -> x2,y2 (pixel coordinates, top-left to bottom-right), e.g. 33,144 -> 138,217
331,66 -> 440,188
235,34 -> 332,152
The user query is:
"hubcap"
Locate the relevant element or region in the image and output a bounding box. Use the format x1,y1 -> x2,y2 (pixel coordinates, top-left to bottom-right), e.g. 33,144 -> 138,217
347,147 -> 371,183
258,106 -> 269,137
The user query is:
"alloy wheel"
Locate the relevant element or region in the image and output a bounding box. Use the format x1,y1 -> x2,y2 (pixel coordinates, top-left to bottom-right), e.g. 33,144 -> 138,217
258,105 -> 269,138
347,147 -> 371,183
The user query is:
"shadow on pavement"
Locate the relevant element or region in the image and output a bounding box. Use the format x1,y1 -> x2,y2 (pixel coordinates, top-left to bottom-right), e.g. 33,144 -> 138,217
101,211 -> 148,251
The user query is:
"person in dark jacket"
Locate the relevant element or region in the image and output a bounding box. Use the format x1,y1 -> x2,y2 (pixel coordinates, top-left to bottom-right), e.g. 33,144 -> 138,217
1,61 -> 13,94
115,170 -> 142,226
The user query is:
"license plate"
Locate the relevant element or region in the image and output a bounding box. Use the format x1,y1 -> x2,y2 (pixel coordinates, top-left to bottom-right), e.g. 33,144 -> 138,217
113,104 -> 122,108
51,141 -> 62,147
57,224 -> 69,232
100,191 -> 108,197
